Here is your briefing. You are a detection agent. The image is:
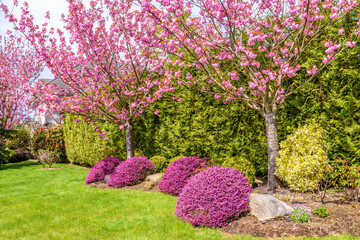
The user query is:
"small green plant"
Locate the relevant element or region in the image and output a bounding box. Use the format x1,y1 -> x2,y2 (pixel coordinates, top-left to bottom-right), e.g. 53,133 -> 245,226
286,205 -> 311,223
150,156 -> 168,173
313,206 -> 329,218
38,149 -> 58,168
221,156 -> 256,186
273,194 -> 291,202
294,196 -> 305,202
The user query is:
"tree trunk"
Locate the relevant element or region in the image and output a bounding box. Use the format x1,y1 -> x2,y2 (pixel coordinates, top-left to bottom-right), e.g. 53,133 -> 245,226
264,112 -> 280,192
125,121 -> 134,159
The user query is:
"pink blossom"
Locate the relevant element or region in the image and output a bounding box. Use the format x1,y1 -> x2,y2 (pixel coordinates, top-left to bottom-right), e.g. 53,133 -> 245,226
346,41 -> 356,48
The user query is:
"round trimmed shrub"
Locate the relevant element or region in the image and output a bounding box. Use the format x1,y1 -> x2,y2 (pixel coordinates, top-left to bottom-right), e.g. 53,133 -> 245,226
276,122 -> 328,192
221,157 -> 256,186
150,156 -> 168,173
85,157 -> 122,184
107,156 -> 154,188
175,166 -> 253,228
158,156 -> 208,196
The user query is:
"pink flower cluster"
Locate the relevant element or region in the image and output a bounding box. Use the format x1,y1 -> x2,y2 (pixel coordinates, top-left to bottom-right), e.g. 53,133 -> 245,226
0,35 -> 43,130
107,156 -> 154,188
158,156 -> 208,196
175,166 -> 253,228
85,157 -> 123,184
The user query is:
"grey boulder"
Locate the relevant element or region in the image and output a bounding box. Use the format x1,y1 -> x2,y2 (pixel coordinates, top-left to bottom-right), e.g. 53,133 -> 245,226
249,193 -> 293,221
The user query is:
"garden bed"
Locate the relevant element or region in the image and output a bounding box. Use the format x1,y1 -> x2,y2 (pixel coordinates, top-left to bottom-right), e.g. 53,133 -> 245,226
223,182 -> 360,238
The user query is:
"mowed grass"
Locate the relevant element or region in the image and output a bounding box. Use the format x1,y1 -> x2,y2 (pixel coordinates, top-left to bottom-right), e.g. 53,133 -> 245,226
0,162 -> 357,240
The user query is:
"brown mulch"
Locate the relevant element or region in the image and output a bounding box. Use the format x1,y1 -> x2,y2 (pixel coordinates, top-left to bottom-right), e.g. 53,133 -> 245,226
222,180 -> 360,238
88,178 -> 360,238
88,180 -> 160,192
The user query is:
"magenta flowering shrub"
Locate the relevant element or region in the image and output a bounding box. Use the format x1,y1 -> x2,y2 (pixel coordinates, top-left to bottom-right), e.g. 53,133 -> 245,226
158,156 -> 208,196
85,157 -> 122,184
175,166 -> 253,228
107,156 -> 154,188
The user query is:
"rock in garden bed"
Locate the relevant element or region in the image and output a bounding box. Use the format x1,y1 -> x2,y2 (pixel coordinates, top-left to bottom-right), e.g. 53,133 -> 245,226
222,201 -> 360,238
222,183 -> 360,238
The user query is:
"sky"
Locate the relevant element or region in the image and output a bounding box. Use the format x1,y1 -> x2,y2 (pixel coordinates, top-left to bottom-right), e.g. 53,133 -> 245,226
0,0 -> 70,79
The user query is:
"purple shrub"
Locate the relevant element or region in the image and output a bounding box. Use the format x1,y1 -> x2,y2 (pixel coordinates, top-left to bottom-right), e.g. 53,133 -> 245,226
107,156 -> 154,188
158,156 -> 208,196
175,166 -> 253,228
85,157 -> 122,184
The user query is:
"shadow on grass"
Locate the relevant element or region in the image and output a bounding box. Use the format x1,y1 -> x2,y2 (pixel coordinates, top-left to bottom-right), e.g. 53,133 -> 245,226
0,161 -> 41,170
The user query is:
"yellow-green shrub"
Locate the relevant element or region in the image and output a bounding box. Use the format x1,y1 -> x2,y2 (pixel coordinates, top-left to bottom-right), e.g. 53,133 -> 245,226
150,156 -> 168,173
221,157 -> 256,186
276,122 -> 328,192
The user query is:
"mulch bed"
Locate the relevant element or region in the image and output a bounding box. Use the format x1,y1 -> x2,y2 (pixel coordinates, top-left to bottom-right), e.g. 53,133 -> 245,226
88,178 -> 360,238
222,181 -> 360,238
88,180 -> 160,192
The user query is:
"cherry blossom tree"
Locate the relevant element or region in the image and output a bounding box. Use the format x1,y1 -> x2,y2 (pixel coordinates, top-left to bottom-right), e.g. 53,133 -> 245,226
139,0 -> 360,190
0,34 -> 43,145
1,0 -> 174,159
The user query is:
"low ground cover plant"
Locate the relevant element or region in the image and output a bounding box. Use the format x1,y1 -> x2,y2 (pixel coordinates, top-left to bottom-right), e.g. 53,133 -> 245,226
108,156 -> 154,188
158,156 -> 208,196
286,205 -> 312,223
175,166 -> 253,228
313,206 -> 329,218
85,157 -> 123,184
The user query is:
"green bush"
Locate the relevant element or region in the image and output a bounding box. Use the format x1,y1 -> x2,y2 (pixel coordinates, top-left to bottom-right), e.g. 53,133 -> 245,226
150,156 -> 168,173
4,129 -> 30,150
0,149 -> 16,164
221,157 -> 256,186
63,115 -> 127,166
45,125 -> 67,162
276,122 -> 328,192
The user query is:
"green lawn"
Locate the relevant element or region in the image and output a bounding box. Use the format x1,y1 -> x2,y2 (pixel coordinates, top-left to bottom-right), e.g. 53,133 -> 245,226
0,162 -> 357,240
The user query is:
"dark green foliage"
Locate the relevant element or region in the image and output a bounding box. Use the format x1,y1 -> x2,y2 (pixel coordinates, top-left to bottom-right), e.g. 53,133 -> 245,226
4,129 -> 30,150
45,125 -> 67,162
63,115 -> 127,166
150,156 -> 168,173
0,148 -> 16,165
136,87 -> 269,176
222,157 -> 256,186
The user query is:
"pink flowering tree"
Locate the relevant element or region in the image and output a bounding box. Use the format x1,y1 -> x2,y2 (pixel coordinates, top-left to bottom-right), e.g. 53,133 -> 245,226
1,0 -> 174,159
0,34 -> 43,145
140,0 -> 360,190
